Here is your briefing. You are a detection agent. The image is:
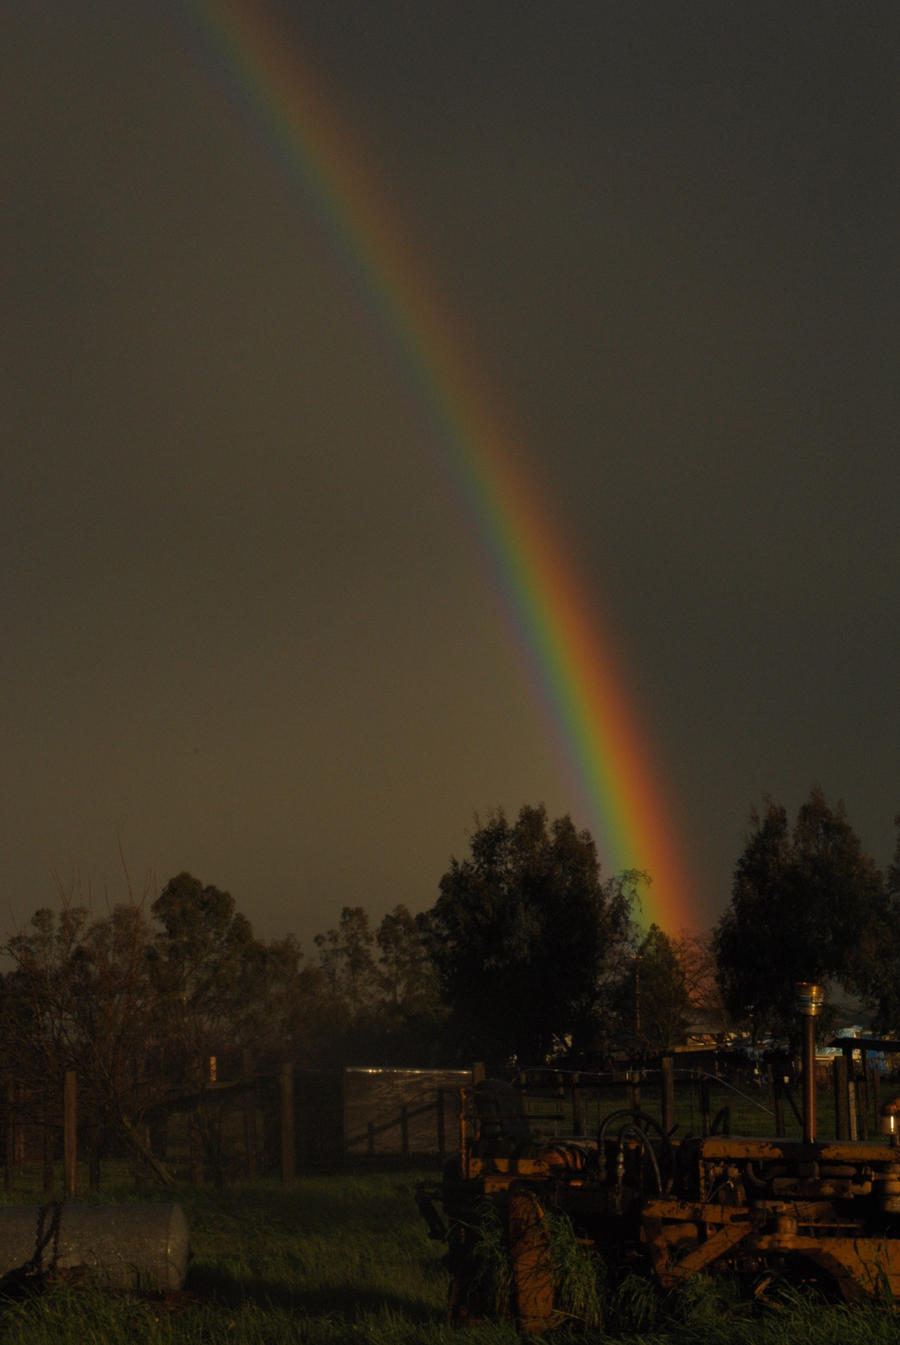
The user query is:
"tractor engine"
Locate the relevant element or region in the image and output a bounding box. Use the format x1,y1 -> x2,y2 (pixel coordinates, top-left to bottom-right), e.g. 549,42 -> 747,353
418,984 -> 900,1332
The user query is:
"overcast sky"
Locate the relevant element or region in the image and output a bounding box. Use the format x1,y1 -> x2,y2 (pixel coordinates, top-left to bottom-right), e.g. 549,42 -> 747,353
5,2 -> 898,952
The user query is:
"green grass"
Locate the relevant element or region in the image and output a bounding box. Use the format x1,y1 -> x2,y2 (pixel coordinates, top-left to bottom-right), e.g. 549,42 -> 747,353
0,1169 -> 453,1344
0,1170 -> 898,1344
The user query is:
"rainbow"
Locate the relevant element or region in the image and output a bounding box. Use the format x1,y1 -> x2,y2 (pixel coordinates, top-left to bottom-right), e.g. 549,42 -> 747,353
185,0 -> 696,932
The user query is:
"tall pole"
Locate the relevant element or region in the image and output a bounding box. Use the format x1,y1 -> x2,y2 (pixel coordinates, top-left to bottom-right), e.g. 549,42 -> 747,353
796,983 -> 824,1144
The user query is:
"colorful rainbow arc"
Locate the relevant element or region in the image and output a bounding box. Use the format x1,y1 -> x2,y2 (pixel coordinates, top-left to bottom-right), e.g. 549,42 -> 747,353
188,0 -> 696,932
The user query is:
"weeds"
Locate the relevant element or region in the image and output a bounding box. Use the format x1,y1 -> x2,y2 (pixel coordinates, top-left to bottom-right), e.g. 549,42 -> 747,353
465,1198 -> 515,1319
544,1212 -> 605,1331
0,1172 -> 898,1343
605,1270 -> 660,1336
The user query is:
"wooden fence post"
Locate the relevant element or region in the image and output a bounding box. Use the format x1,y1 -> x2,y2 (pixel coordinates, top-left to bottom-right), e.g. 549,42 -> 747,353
280,1063 -> 295,1184
42,1103 -> 54,1193
64,1069 -> 77,1198
190,1117 -> 203,1186
4,1081 -> 14,1194
572,1076 -> 585,1137
14,1084 -> 25,1173
88,1123 -> 101,1192
768,1063 -> 785,1135
437,1089 -> 446,1157
242,1051 -> 258,1179
848,1071 -> 859,1141
700,1076 -> 711,1136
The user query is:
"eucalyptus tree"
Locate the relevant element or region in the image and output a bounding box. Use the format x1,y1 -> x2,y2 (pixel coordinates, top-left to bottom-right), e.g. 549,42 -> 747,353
423,804 -> 640,1068
714,788 -> 890,1034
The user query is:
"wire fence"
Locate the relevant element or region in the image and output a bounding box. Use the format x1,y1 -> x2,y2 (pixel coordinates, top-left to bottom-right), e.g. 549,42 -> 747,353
2,1052 -> 896,1195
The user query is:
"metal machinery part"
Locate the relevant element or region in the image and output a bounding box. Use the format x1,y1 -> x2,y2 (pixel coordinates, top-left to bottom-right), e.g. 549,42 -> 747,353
418,987 -> 900,1332
0,1203 -> 189,1292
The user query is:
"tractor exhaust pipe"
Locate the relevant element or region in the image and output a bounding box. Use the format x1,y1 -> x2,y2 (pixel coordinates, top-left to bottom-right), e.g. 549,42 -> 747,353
796,982 -> 825,1143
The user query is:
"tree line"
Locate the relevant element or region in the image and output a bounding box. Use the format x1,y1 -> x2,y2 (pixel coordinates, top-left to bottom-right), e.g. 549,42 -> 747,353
2,791 -> 898,1181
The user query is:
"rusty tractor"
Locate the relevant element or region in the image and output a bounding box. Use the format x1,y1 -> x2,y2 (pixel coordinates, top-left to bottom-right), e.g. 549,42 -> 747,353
418,985 -> 900,1331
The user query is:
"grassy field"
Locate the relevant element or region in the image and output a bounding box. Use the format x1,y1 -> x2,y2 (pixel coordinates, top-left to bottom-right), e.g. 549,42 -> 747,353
1,1167 -> 899,1344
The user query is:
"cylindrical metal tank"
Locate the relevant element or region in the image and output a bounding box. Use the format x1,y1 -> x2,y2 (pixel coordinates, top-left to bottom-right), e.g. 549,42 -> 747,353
0,1203 -> 189,1290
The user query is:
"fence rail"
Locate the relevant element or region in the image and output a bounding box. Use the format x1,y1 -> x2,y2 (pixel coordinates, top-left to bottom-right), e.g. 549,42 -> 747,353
2,1050 -> 894,1193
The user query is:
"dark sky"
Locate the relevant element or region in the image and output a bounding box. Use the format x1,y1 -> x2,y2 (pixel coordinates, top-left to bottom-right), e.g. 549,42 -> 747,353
5,2 -> 898,951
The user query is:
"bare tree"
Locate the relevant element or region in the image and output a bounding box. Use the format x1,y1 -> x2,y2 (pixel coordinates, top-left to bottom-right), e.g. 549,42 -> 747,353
3,874 -> 175,1183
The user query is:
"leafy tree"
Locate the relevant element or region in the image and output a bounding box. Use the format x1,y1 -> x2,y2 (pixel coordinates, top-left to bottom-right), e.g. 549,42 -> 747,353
151,870 -> 318,1065
310,904 -> 444,1065
714,788 -> 887,1034
374,904 -> 446,1062
376,904 -> 436,1013
672,930 -> 728,1033
252,933 -> 330,1060
849,814 -> 900,1031
314,905 -> 380,1023
150,872 -> 325,1181
611,924 -> 692,1054
2,884 -> 173,1182
422,805 -> 639,1068
152,873 -> 263,1065
3,870 -> 328,1186
888,815 -> 900,900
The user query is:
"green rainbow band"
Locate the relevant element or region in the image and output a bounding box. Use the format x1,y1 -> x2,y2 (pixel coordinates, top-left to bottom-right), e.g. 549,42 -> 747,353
186,0 -> 696,932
